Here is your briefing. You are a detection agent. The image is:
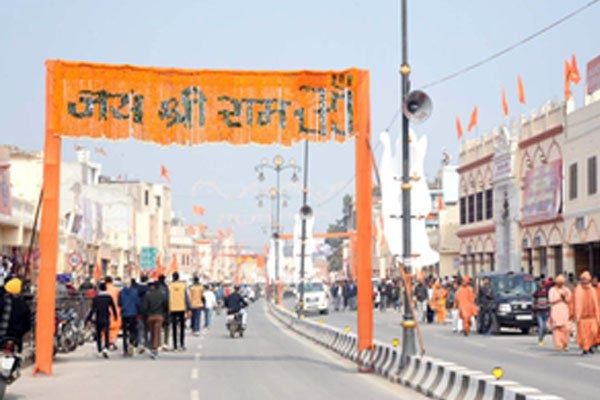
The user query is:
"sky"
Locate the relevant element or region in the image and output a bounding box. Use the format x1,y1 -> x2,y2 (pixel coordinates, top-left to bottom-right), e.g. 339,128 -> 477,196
1,0 -> 599,250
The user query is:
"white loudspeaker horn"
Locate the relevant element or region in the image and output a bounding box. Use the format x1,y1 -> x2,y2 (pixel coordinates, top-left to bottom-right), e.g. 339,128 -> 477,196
403,90 -> 432,123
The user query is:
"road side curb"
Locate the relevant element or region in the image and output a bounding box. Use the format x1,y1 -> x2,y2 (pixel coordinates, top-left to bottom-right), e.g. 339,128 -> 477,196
267,303 -> 563,400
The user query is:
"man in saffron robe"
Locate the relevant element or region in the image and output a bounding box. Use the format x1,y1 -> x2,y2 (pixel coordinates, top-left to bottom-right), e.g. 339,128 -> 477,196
455,276 -> 477,336
105,276 -> 122,348
430,282 -> 447,324
548,274 -> 571,351
573,271 -> 600,355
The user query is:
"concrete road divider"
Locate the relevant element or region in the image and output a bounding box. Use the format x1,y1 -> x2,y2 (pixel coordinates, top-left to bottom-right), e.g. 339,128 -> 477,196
268,302 -> 563,400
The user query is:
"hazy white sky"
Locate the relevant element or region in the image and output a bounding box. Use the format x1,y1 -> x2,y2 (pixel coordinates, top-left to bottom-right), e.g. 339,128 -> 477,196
1,0 -> 598,249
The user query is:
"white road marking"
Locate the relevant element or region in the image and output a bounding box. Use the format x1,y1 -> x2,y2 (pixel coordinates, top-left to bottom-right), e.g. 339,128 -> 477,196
194,352 -> 201,361
464,340 -> 486,348
197,344 -> 203,350
508,349 -> 540,358
576,362 -> 600,371
190,389 -> 199,400
191,368 -> 199,380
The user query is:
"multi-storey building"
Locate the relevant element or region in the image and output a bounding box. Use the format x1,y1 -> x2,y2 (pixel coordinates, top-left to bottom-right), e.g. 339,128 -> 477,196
457,134 -> 497,276
564,96 -> 600,277
518,103 -> 566,277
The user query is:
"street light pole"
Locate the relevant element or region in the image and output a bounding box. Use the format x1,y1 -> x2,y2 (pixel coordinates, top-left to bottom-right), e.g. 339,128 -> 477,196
255,155 -> 300,301
399,0 -> 417,367
275,165 -> 281,281
298,140 -> 311,315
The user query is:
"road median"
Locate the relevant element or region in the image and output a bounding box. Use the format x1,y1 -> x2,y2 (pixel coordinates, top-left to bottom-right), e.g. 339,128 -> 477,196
268,302 -> 564,400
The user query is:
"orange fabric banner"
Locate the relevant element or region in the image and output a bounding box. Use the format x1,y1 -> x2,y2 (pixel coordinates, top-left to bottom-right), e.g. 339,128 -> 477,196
501,88 -> 509,117
467,106 -> 478,132
455,117 -> 464,139
517,75 -> 526,104
46,60 -> 369,146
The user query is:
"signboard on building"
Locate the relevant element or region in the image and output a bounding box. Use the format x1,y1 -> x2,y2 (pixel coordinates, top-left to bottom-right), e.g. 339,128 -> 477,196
140,247 -> 158,270
587,54 -> 600,95
522,160 -> 561,224
494,153 -> 512,181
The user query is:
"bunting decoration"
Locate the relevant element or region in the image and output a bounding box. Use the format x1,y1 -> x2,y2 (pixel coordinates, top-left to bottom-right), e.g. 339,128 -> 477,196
467,106 -> 479,132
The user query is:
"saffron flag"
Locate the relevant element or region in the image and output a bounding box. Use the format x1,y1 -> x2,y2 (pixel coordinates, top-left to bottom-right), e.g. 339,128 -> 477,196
467,106 -> 478,132
564,60 -> 573,100
455,117 -> 464,139
570,54 -> 581,85
501,89 -> 509,117
160,164 -> 171,183
198,224 -> 207,233
517,76 -> 526,104
192,205 -> 205,216
93,262 -> 102,282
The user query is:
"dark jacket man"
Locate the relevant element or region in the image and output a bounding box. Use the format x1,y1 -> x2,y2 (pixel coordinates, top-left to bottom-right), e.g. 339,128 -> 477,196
225,289 -> 248,314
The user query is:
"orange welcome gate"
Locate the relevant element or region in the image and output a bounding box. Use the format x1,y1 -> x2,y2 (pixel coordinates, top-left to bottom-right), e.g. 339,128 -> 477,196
37,60 -> 373,374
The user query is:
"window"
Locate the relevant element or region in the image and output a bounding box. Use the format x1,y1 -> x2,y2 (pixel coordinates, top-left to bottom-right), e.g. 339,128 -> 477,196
485,189 -> 493,219
460,197 -> 466,225
476,192 -> 483,221
144,189 -> 149,206
569,163 -> 578,200
588,156 -> 597,195
156,195 -> 162,208
468,194 -> 475,223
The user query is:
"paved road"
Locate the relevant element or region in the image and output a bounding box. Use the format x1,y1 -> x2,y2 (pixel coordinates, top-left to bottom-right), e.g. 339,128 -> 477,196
10,300 -> 424,400
296,302 -> 600,400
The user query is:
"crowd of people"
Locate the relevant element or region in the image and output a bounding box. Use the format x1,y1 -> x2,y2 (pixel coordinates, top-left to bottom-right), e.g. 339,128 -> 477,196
85,272 -> 218,359
411,271 -> 600,356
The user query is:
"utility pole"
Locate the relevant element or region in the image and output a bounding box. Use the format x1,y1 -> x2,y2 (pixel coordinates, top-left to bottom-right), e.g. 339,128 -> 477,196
399,0 -> 418,366
298,140 -> 312,316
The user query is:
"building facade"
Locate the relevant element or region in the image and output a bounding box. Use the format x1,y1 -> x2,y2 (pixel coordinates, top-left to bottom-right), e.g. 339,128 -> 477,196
518,103 -> 566,277
564,98 -> 600,277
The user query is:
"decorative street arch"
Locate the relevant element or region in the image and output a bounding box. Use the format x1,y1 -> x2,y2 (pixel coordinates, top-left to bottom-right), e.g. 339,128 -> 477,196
36,60 -> 373,374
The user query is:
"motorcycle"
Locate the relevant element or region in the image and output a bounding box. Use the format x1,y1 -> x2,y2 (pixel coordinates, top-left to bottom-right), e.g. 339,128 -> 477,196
0,338 -> 22,399
54,308 -> 79,353
226,312 -> 245,338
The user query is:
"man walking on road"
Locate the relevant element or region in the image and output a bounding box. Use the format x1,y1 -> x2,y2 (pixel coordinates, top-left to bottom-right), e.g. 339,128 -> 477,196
573,271 -> 600,355
203,285 -> 217,329
168,272 -> 190,351
119,278 -> 140,356
142,281 -> 168,359
86,282 -> 118,358
533,279 -> 550,346
135,275 -> 150,352
455,276 -> 477,336
548,274 -> 571,351
414,279 -> 428,323
105,276 -> 121,350
157,275 -> 170,351
189,276 -> 204,336
477,278 -> 494,334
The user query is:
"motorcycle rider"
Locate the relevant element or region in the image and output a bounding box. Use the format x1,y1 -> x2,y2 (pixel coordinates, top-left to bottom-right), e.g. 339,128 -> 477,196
225,286 -> 248,327
0,277 -> 32,353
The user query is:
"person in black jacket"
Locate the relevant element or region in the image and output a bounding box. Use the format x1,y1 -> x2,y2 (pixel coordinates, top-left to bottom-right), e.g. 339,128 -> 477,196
86,282 -> 117,358
0,278 -> 32,353
225,286 -> 248,326
477,278 -> 495,335
135,275 -> 150,351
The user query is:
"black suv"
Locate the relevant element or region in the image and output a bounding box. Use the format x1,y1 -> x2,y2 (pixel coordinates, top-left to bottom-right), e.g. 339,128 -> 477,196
476,272 -> 537,334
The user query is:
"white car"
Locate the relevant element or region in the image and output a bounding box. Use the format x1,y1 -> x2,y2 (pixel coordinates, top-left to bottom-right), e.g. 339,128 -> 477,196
297,282 -> 329,315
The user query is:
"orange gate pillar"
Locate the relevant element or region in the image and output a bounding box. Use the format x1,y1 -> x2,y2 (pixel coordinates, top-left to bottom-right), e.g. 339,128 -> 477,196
355,76 -> 373,354
35,64 -> 61,375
